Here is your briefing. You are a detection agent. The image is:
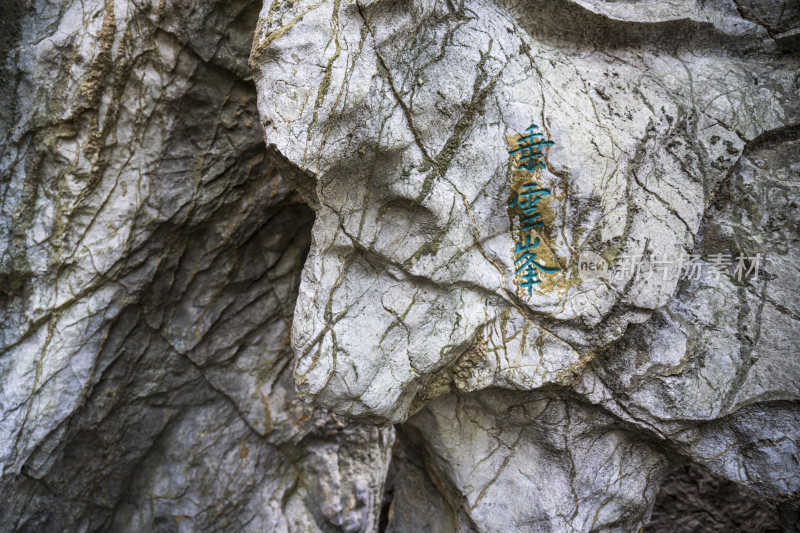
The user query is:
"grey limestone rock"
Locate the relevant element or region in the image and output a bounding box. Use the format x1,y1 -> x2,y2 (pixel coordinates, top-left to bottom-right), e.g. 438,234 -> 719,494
1,0 -> 799,531
1,0 -> 392,531
249,0 -> 800,529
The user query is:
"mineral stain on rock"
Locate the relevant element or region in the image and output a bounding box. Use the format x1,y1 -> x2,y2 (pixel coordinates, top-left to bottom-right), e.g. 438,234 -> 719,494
505,126 -> 564,297
1,0 -> 799,531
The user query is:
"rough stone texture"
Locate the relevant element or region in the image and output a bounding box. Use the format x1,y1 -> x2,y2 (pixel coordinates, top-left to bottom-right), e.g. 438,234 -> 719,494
645,462 -> 783,533
252,0 -> 800,421
0,1 -> 392,531
250,0 -> 800,530
392,389 -> 674,531
2,0 -> 799,531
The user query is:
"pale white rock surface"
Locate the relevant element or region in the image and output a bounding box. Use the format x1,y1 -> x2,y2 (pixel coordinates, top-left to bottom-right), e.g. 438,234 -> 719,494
250,0 -> 800,529
1,0 -> 799,530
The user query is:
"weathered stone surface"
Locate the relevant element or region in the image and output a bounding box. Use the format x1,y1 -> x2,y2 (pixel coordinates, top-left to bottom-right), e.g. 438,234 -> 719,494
1,1 -> 392,531
576,130 -> 800,508
645,462 -> 784,533
250,0 -> 800,529
392,389 -> 674,532
2,0 -> 799,530
252,0 -> 799,422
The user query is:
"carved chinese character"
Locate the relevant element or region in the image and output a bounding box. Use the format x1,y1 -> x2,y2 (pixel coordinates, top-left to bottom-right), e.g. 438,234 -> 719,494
508,124 -> 554,172
513,234 -> 560,295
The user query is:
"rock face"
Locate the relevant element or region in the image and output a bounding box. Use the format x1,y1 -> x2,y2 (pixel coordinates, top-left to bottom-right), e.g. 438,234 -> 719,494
249,0 -> 800,530
645,462 -> 784,533
0,0 -> 798,532
0,1 -> 391,531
